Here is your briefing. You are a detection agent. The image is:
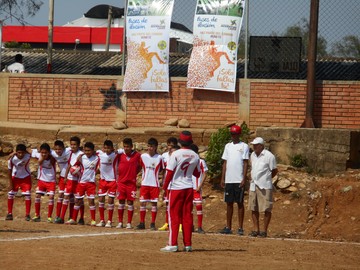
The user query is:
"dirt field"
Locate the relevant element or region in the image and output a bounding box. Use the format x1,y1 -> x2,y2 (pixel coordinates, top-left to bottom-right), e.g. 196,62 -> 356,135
1,136 -> 360,269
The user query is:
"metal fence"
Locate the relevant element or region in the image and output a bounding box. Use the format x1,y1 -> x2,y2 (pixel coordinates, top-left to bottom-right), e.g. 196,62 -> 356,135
172,0 -> 360,60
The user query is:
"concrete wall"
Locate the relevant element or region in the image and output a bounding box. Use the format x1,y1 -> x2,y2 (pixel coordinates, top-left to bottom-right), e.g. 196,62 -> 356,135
256,127 -> 360,172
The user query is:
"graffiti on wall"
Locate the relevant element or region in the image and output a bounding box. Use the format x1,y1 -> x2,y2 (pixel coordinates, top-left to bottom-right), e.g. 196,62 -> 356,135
16,78 -> 93,108
99,83 -> 125,111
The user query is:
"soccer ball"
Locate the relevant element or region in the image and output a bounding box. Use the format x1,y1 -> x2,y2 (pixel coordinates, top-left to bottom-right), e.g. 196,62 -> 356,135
69,165 -> 81,176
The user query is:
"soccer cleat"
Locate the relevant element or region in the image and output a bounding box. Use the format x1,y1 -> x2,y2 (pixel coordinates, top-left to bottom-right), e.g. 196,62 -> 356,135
77,218 -> 85,225
197,227 -> 205,234
160,245 -> 178,252
150,223 -> 156,231
258,231 -> 267,238
65,219 -> 77,225
54,217 -> 64,224
105,221 -> 112,228
25,215 -> 31,221
116,222 -> 123,229
32,216 -> 41,222
126,223 -> 132,229
158,223 -> 169,231
90,220 -> 97,226
179,224 -> 183,233
135,222 -> 145,230
6,214 -> 13,221
237,228 -> 244,236
219,226 -> 232,234
96,220 -> 106,227
47,217 -> 53,223
183,246 -> 192,252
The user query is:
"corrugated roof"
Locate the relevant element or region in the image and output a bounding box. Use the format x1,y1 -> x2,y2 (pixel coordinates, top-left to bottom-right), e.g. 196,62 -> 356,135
1,49 -> 359,80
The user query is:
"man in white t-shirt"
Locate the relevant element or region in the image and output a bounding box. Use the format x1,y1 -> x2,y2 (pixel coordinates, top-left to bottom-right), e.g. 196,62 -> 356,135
6,54 -> 25,73
220,125 -> 249,235
248,137 -> 278,238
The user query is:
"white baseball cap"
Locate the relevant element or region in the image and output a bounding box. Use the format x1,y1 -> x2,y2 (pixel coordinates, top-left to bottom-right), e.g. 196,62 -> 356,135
250,137 -> 265,145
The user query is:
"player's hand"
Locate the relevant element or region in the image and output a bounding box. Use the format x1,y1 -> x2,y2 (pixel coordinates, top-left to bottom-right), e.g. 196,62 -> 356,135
8,184 -> 14,192
239,180 -> 245,188
220,179 -> 225,188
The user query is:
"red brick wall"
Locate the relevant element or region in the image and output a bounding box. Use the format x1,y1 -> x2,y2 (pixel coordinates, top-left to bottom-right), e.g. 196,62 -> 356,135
126,80 -> 240,129
7,75 -> 117,126
6,76 -> 360,130
250,81 -> 360,129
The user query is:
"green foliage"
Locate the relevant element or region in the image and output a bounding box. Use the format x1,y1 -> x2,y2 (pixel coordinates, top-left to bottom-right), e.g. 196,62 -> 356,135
4,41 -> 20,48
283,18 -> 328,58
331,35 -> 360,58
205,122 -> 251,180
290,154 -> 307,168
20,43 -> 32,49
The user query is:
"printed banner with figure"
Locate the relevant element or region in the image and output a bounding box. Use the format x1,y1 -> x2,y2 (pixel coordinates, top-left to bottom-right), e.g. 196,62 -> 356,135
123,0 -> 174,92
187,0 -> 245,92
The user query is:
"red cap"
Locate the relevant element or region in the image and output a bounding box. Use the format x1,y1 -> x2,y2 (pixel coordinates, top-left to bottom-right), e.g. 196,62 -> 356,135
179,131 -> 193,146
230,125 -> 241,134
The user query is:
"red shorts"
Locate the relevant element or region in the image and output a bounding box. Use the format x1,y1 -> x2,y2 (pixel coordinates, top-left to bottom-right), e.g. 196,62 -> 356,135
117,182 -> 137,201
9,176 -> 32,196
193,190 -> 203,203
98,179 -> 117,198
139,186 -> 160,202
75,182 -> 96,199
36,180 -> 56,195
58,176 -> 65,193
64,180 -> 78,195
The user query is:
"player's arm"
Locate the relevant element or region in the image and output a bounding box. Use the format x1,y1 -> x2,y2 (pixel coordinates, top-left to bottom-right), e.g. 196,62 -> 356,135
8,167 -> 13,191
221,160 -> 226,188
240,159 -> 249,188
64,163 -> 71,184
162,169 -> 174,192
197,171 -> 207,191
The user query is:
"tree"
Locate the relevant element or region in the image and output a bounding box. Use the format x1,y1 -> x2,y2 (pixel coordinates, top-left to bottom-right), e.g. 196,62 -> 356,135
0,0 -> 43,24
331,35 -> 360,58
283,18 -> 328,58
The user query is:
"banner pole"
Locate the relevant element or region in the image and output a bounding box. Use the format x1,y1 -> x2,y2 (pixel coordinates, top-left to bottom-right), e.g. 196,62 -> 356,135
244,0 -> 249,79
121,0 -> 127,76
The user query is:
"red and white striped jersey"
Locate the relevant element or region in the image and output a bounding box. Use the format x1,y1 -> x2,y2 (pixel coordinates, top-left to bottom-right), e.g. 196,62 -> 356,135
31,151 -> 56,182
140,153 -> 164,187
192,159 -> 208,189
97,150 -> 119,181
51,147 -> 71,177
8,153 -> 31,179
167,148 -> 200,190
79,154 -> 99,183
67,150 -> 84,181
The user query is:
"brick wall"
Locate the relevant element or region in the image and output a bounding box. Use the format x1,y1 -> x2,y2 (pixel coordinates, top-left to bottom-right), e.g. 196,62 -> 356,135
4,75 -> 360,130
126,80 -> 240,129
250,80 -> 360,129
7,75 -> 117,126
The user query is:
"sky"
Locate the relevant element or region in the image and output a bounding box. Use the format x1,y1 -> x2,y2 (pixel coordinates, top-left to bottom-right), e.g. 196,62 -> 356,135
2,0 -> 359,46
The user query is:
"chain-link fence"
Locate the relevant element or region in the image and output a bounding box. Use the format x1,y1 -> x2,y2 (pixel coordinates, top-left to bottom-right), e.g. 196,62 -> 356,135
171,0 -> 360,60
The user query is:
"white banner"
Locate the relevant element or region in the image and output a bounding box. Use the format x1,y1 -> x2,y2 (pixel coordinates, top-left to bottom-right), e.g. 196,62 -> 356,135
123,0 -> 174,92
187,0 -> 245,92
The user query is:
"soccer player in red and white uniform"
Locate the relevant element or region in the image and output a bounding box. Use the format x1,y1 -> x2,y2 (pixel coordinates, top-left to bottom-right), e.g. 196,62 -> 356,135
6,144 -> 32,221
66,142 -> 100,226
51,140 -> 71,223
117,138 -> 141,229
31,143 -> 57,222
57,136 -> 83,224
190,144 -> 208,234
158,137 -> 178,231
136,138 -> 164,230
96,140 -> 122,228
161,131 -> 201,253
